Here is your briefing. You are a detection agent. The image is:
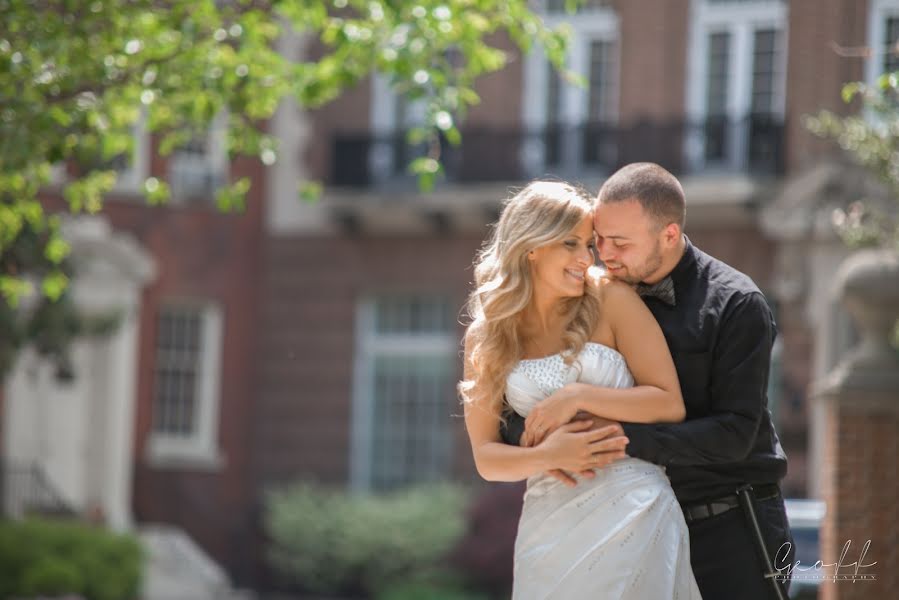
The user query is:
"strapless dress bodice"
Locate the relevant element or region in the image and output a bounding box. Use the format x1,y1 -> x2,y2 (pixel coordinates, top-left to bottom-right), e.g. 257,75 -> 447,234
506,342 -> 634,418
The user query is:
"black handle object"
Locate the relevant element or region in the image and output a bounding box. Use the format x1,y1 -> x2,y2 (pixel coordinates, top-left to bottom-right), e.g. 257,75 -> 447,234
736,484 -> 788,600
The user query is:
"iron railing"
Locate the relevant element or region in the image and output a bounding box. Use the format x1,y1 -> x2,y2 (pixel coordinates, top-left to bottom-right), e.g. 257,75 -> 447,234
0,461 -> 76,519
329,114 -> 785,187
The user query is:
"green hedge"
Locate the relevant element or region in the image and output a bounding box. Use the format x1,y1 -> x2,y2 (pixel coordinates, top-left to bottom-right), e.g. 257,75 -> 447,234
0,518 -> 143,600
265,482 -> 471,597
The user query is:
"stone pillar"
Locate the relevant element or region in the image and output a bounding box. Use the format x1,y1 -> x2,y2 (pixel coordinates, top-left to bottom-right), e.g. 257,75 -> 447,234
2,216 -> 155,531
815,249 -> 899,599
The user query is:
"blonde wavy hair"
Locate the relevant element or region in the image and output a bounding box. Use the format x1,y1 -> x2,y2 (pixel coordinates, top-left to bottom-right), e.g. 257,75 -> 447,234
458,181 -> 602,417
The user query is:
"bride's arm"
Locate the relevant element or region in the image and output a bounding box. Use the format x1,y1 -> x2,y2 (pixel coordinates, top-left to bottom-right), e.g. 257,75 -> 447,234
524,280 -> 685,439
463,340 -> 625,482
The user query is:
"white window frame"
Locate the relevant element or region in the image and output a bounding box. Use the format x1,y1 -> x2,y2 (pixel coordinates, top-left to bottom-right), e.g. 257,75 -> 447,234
111,114 -> 150,194
146,301 -> 225,470
369,75 -> 428,182
866,1 -> 899,84
349,295 -> 456,491
168,112 -> 229,201
521,2 -> 619,176
684,0 -> 788,171
46,115 -> 149,192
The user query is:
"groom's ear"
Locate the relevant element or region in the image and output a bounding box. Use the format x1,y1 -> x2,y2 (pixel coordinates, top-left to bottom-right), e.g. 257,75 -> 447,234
661,223 -> 681,246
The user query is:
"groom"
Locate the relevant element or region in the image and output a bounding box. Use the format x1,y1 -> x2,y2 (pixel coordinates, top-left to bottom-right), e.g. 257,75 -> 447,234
502,162 -> 794,600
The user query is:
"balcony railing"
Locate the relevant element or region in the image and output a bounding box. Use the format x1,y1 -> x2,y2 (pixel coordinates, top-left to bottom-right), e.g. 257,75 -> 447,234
329,114 -> 784,188
0,461 -> 76,519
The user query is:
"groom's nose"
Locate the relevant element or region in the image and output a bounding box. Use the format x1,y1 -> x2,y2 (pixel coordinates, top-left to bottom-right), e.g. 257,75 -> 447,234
596,239 -> 614,262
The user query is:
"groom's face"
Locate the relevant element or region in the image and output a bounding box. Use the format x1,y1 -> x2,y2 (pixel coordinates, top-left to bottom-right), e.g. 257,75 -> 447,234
593,198 -> 664,285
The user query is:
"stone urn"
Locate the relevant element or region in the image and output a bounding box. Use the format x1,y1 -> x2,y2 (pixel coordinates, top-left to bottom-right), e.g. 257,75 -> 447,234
818,249 -> 899,400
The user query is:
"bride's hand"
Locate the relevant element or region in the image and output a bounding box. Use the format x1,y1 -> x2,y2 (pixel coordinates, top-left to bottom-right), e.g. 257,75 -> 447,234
538,420 -> 629,474
524,383 -> 583,443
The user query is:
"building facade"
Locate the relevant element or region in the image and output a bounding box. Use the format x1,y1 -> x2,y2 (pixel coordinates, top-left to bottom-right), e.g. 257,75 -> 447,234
258,1 -> 895,589
6,0 -> 898,591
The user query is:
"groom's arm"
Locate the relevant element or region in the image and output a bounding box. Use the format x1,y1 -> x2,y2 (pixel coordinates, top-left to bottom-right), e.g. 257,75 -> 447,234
622,292 -> 775,466
500,408 -> 526,446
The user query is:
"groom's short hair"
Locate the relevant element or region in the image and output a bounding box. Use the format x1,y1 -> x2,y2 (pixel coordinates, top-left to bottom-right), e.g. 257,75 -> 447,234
597,162 -> 686,230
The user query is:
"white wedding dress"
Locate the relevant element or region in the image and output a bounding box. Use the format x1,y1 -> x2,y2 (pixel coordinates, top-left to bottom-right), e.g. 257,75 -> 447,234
506,342 -> 702,600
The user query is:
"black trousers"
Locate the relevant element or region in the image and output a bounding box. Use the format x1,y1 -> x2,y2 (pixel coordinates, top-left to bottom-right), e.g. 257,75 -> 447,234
688,494 -> 795,600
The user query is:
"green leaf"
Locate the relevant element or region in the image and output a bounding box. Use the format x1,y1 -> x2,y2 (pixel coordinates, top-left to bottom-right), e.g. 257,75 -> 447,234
408,157 -> 440,175
443,126 -> 461,147
215,177 -> 251,213
144,177 -> 171,205
42,271 -> 69,301
0,276 -> 31,308
842,82 -> 861,103
299,180 -> 323,203
44,238 -> 71,265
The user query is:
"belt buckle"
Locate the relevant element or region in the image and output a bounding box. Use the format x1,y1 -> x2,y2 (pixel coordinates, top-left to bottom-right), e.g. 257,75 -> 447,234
684,502 -> 712,524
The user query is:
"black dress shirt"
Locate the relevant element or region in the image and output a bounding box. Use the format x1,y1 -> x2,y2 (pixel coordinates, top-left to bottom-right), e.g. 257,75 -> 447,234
501,237 -> 788,504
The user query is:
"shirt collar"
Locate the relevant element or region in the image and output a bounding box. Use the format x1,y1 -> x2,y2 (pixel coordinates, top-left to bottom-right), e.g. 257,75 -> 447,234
668,235 -> 698,285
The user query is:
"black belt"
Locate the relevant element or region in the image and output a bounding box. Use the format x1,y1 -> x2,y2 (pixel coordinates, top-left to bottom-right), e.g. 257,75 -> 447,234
681,483 -> 780,525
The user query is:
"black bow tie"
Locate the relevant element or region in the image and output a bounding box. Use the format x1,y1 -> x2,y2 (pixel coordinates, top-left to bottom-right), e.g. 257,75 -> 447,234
636,277 -> 676,306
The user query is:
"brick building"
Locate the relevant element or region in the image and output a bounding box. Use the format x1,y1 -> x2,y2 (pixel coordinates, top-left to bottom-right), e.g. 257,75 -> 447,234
260,0 -> 894,590
4,0 -> 897,593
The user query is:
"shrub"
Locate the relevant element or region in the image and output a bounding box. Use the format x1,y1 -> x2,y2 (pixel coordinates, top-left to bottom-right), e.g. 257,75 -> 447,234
449,482 -> 524,598
265,482 -> 469,596
20,557 -> 83,597
375,578 -> 490,600
0,518 -> 143,600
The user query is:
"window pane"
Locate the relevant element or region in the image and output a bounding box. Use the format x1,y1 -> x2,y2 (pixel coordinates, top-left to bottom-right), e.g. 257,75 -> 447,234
706,32 -> 731,116
588,40 -> 616,123
153,307 -> 203,437
751,29 -> 780,114
370,354 -> 455,490
373,296 -> 451,335
705,32 -> 731,161
884,17 -> 899,74
546,60 -> 563,126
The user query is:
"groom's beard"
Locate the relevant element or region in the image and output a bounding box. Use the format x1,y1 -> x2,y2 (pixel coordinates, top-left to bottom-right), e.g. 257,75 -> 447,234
605,240 -> 664,285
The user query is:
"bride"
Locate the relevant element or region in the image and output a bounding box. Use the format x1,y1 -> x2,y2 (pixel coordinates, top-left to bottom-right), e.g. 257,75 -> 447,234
460,181 -> 702,599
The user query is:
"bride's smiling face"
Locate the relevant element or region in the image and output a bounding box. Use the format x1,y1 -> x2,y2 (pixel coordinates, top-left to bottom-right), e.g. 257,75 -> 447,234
527,216 -> 596,298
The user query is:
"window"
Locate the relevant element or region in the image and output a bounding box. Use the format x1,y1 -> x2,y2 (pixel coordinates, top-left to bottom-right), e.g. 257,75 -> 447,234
168,113 -> 228,201
147,302 -> 224,468
884,16 -> 899,73
523,3 -> 619,175
544,59 -> 565,167
368,75 -> 428,183
110,116 -> 149,192
587,40 -> 617,124
71,115 -> 148,192
351,295 -> 457,490
704,31 -> 732,161
867,2 -> 899,87
685,0 -> 787,172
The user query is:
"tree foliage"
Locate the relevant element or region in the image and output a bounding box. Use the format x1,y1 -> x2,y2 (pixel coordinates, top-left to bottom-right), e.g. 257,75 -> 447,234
1,0 -> 575,303
0,0 -> 579,376
806,71 -> 899,250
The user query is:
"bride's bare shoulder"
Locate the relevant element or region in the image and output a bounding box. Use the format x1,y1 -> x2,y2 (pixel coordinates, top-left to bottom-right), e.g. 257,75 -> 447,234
586,267 -> 638,302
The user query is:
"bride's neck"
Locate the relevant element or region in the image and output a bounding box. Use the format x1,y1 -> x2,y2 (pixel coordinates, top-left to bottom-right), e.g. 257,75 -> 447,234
520,297 -> 566,338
